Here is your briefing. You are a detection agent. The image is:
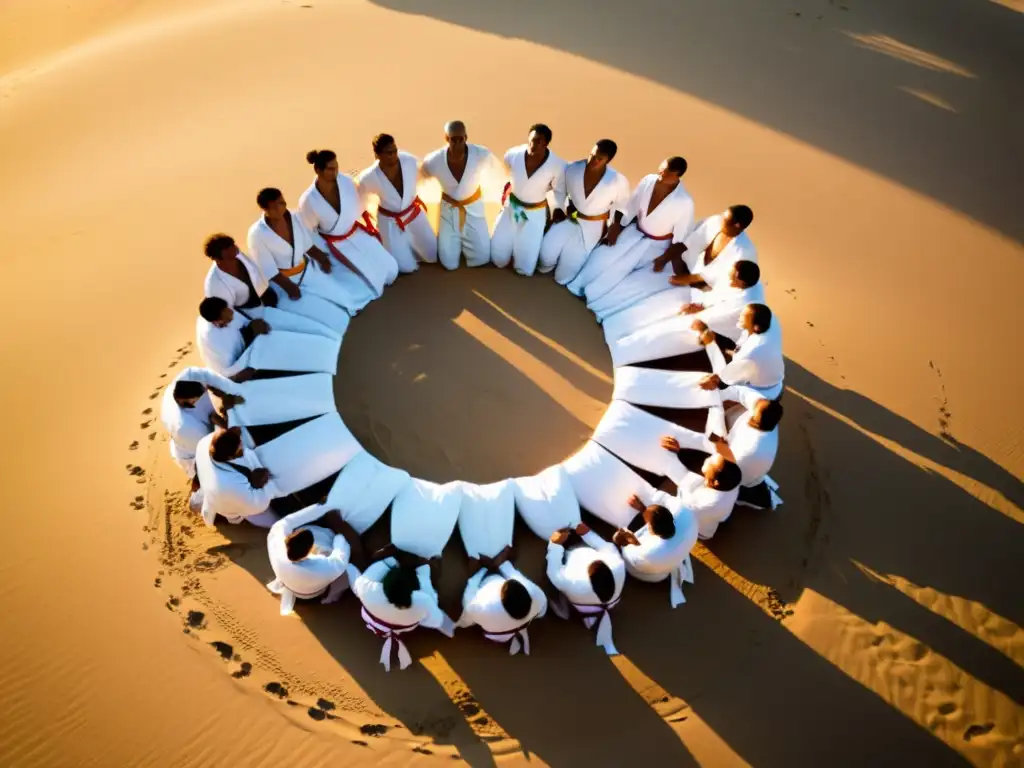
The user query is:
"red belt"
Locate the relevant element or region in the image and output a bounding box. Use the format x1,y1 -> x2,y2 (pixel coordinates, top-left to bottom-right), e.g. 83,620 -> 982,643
377,197 -> 427,231
636,221 -> 673,241
322,213 -> 382,258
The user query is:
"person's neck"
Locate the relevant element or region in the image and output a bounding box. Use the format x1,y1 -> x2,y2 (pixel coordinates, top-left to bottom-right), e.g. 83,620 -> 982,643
448,145 -> 467,161
316,177 -> 333,193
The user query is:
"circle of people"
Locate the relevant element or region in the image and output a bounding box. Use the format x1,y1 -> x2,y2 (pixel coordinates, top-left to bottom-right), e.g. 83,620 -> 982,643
161,121 -> 785,671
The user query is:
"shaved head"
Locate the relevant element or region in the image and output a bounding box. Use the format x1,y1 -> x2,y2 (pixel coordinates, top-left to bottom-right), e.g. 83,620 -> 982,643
444,120 -> 466,136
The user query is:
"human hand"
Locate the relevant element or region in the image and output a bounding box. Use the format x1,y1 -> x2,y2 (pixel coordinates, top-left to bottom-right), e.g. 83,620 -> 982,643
574,522 -> 590,536
549,529 -> 571,546
602,222 -> 622,246
661,435 -> 681,452
627,493 -> 646,512
250,468 -> 271,489
680,302 -> 704,314
249,319 -> 271,336
699,374 -> 721,391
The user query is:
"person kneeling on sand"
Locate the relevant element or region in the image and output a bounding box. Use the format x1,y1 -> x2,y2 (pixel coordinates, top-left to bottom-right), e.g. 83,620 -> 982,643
612,494 -> 699,608
547,523 -> 626,655
456,546 -> 548,657
195,297 -> 271,377
161,366 -> 244,510
660,437 -> 743,540
194,426 -> 280,529
698,303 -> 785,400
710,385 -> 784,511
351,551 -> 453,672
266,504 -> 366,616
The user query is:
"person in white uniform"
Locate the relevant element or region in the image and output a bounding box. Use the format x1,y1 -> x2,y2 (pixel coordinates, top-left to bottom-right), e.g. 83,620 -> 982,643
566,157 -> 694,320
677,259 -> 764,336
456,481 -> 547,656
161,365 -> 243,482
612,492 -> 699,608
547,522 -> 626,655
420,121 -> 503,270
351,557 -> 452,672
298,148 -> 399,297
700,303 -> 785,399
195,426 -> 281,529
598,205 -> 758,343
562,441 -> 698,606
356,134 -> 438,273
195,297 -> 270,376
202,233 -> 277,315
660,435 -> 743,540
716,385 -> 784,510
266,504 -> 364,616
248,187 -> 372,317
672,205 -> 758,292
491,123 -> 568,276
538,139 -> 631,284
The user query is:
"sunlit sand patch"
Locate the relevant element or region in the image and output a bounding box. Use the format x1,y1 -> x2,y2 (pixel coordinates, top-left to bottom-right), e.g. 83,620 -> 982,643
986,0 -> 1024,11
854,562 -> 1024,667
899,87 -> 957,112
453,309 -> 606,429
611,656 -> 751,766
843,32 -> 976,78
471,291 -> 614,385
419,651 -> 523,757
787,388 -> 1023,525
788,590 -> 1023,766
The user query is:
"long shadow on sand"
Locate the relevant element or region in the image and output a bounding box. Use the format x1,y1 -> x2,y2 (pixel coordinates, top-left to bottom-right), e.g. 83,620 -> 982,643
368,0 -> 1024,242
209,268 -> 1020,765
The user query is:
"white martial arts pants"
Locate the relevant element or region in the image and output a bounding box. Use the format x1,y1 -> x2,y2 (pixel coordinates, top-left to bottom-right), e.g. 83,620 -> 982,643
538,219 -> 593,283
437,202 -> 490,269
491,204 -> 548,276
377,210 -> 438,273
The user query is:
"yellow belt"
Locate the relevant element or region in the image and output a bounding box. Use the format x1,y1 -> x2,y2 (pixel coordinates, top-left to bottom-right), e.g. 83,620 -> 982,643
574,210 -> 609,222
441,187 -> 483,231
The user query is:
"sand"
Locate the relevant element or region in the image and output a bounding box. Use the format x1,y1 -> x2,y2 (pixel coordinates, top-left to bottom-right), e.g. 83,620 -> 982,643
0,0 -> 1021,765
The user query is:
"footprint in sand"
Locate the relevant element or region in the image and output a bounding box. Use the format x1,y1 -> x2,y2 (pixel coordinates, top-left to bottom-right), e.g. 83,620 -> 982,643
231,662 -> 252,679
316,698 -> 335,711
263,682 -> 288,699
129,441 -> 139,450
186,610 -> 206,629
307,708 -> 326,721
141,408 -> 152,415
964,722 -> 994,741
360,724 -> 390,737
209,641 -> 233,660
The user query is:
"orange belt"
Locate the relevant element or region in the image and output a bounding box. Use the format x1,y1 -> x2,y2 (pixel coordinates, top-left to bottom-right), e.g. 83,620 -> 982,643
377,197 -> 427,232
636,221 -> 673,241
279,257 -> 307,278
441,187 -> 482,231
573,209 -> 610,239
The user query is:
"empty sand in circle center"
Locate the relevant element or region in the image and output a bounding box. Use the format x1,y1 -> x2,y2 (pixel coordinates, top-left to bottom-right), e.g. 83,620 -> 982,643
335,264 -> 613,484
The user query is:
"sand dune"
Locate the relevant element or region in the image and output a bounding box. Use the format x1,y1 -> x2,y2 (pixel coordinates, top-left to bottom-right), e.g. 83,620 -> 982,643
0,0 -> 1021,765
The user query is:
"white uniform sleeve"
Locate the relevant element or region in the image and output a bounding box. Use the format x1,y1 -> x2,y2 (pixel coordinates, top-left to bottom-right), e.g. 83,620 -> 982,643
672,195 -> 696,245
619,179 -> 644,227
613,173 -> 632,219
581,530 -> 618,557
457,568 -> 487,628
174,366 -> 242,396
545,543 -> 569,592
413,590 -> 446,630
721,384 -> 766,410
246,226 -> 280,281
550,161 -> 567,213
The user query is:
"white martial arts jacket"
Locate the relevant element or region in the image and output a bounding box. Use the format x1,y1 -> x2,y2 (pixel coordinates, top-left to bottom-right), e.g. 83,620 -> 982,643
675,470 -> 740,541
721,385 -> 779,487
708,320 -> 785,396
546,532 -> 626,654
194,431 -> 281,526
266,503 -> 352,616
504,144 -> 567,210
560,160 -> 631,250
352,558 -> 449,672
161,367 -> 240,476
620,488 -> 699,608
457,563 -> 548,656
